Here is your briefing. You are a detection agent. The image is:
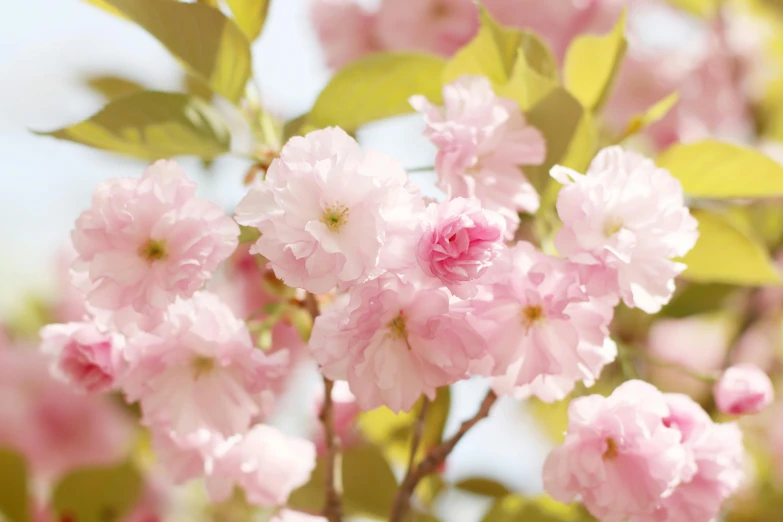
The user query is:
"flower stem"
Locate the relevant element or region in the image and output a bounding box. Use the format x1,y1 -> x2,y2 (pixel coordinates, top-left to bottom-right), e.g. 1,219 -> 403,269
389,390 -> 498,522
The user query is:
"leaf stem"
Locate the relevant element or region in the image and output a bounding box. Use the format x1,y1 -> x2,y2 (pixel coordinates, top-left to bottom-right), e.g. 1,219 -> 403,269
389,390 -> 498,522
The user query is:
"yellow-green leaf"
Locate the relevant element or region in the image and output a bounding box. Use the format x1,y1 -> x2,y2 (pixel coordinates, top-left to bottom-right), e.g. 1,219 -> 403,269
99,0 -> 252,102
681,210 -> 783,285
444,7 -> 524,85
52,461 -> 143,522
37,91 -> 230,160
456,478 -> 510,499
83,0 -> 127,18
224,0 -> 270,42
87,75 -> 143,100
668,0 -> 719,17
657,140 -> 783,198
496,51 -> 557,111
483,495 -> 595,522
618,92 -> 679,142
0,449 -> 29,522
564,11 -> 627,111
308,53 -> 446,132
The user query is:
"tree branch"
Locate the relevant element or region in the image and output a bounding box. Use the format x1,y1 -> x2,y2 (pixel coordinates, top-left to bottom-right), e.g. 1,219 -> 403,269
319,376 -> 343,522
389,390 -> 498,522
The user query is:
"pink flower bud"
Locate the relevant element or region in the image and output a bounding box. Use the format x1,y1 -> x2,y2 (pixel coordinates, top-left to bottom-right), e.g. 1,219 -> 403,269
714,364 -> 773,415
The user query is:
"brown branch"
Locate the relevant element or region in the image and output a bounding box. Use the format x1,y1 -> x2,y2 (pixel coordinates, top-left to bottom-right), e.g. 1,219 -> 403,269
319,375 -> 343,522
389,390 -> 498,522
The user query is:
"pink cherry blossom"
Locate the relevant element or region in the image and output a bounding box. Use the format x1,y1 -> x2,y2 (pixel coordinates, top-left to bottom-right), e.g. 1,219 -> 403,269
411,76 -> 546,237
714,364 -> 774,416
650,393 -> 746,522
311,0 -> 378,69
71,160 -> 239,314
40,321 -> 123,393
551,146 -> 698,313
0,347 -> 133,480
543,380 -> 690,522
416,197 -> 505,298
272,511 -> 327,522
235,127 -> 424,294
469,242 -> 615,391
310,275 -> 485,412
207,424 -> 316,507
122,292 -> 287,437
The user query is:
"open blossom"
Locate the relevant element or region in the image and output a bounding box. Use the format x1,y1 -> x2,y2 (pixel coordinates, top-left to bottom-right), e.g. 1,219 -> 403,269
236,127 -> 423,294
40,321 -> 123,393
714,364 -> 774,415
416,197 -> 505,298
154,424 -> 315,508
543,381 -> 689,521
310,275 -> 485,412
71,160 -> 239,314
469,242 -> 615,391
122,292 -> 286,437
311,0 -> 378,69
552,146 -> 698,313
650,393 -> 745,522
411,76 -> 546,237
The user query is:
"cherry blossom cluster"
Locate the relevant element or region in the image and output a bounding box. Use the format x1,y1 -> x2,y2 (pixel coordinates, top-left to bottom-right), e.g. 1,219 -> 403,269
39,74 -> 763,520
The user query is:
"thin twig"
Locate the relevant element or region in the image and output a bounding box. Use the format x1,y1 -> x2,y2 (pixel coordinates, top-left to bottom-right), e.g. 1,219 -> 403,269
319,375 -> 343,522
389,390 -> 498,522
390,398 -> 431,518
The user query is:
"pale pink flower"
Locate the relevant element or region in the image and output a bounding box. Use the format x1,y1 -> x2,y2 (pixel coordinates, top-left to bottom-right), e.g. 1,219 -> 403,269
312,380 -> 361,454
647,316 -> 729,400
416,197 -> 505,298
714,364 -> 774,416
310,275 -> 485,412
122,292 -> 287,437
71,160 -> 239,314
236,127 -> 424,294
469,242 -> 615,391
651,394 -> 746,522
208,424 -> 316,507
52,246 -> 90,323
311,0 -> 378,69
411,76 -> 546,237
552,146 -> 698,313
272,511 -> 327,522
543,380 -> 689,522
0,347 -> 133,480
40,321 -> 122,393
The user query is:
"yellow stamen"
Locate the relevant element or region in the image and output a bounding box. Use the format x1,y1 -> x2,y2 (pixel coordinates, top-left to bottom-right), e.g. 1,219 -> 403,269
321,204 -> 349,232
139,239 -> 167,262
191,355 -> 216,380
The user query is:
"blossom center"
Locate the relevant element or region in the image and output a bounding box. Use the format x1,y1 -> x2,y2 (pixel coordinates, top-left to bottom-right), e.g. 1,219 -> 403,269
521,304 -> 544,331
191,355 -> 216,380
388,314 -> 411,350
603,437 -> 619,460
139,239 -> 168,262
321,203 -> 349,232
430,1 -> 451,18
603,216 -> 624,237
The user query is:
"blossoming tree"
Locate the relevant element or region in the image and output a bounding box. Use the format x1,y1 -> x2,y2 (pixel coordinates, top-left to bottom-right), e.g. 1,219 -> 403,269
7,0 -> 783,521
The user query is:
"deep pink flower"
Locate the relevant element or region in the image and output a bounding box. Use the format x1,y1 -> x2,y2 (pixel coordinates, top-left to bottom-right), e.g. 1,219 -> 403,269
236,127 -> 423,294
311,0 -> 378,69
714,364 -> 774,415
71,160 -> 239,314
40,321 -> 122,393
543,380 -> 689,521
552,146 -> 698,313
416,197 -> 505,298
0,347 -> 133,480
469,242 -> 615,391
310,275 -> 485,412
122,292 -> 287,437
411,76 -> 546,237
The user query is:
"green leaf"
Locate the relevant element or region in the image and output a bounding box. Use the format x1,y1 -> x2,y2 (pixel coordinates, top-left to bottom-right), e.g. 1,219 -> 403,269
52,461 -> 143,522
98,0 -> 252,102
443,7 -> 523,85
37,91 -> 230,160
667,0 -> 719,17
416,386 -> 450,463
483,495 -> 595,522
657,140 -> 783,198
87,75 -> 143,100
681,210 -> 783,285
618,92 -> 679,141
456,478 -> 510,499
239,225 -> 261,244
0,449 -> 29,522
495,50 -> 557,111
564,11 -> 627,111
83,0 -> 127,18
308,53 -> 446,132
661,283 -> 736,318
224,0 -> 270,42
288,445 -> 398,519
